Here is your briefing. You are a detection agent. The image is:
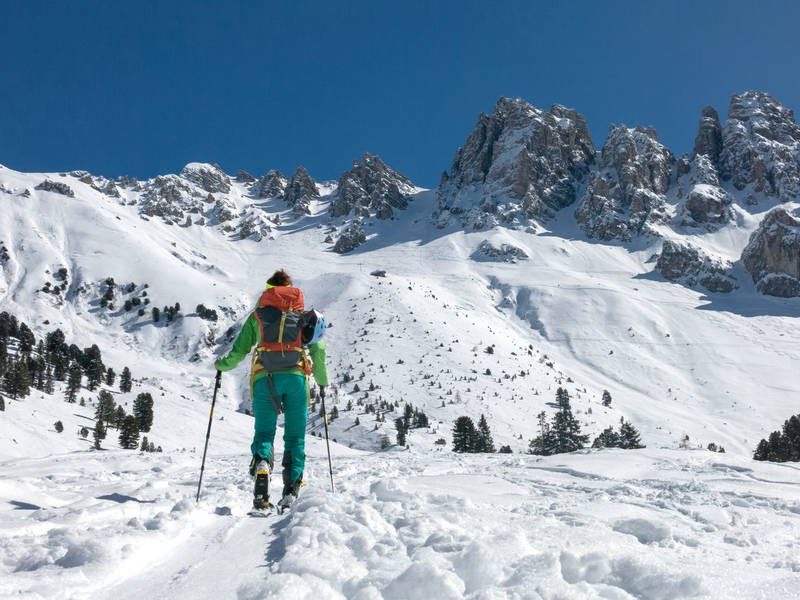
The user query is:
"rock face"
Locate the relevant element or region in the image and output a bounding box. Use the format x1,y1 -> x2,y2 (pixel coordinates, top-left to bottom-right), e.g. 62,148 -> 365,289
235,170 -> 255,183
693,106 -> 723,164
472,240 -> 528,263
676,153 -> 732,227
656,240 -> 737,293
437,97 -> 595,229
331,153 -> 414,220
719,92 -> 800,202
283,167 -> 319,215
179,163 -> 231,194
742,207 -> 800,297
140,175 -> 196,221
35,180 -> 75,197
575,125 -> 673,240
332,222 -> 367,253
254,170 -> 287,199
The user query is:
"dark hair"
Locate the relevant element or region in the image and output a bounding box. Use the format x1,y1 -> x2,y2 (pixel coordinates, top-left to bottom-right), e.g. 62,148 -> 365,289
267,269 -> 292,287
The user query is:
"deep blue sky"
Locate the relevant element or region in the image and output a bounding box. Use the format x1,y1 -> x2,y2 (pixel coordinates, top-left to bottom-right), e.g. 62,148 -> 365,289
2,1 -> 799,187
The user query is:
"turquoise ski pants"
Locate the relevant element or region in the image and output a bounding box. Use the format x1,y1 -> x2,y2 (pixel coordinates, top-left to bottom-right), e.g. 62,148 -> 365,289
251,373 -> 308,484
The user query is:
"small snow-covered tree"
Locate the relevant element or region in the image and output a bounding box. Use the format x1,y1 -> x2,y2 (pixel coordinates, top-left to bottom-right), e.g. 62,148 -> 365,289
54,420 -> 64,433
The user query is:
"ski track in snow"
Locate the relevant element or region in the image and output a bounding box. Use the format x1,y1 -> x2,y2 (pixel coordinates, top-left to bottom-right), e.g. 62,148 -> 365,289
2,447 -> 799,600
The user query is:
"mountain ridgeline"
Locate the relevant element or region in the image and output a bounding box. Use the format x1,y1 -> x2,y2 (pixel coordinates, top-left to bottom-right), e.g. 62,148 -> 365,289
2,91 -> 799,300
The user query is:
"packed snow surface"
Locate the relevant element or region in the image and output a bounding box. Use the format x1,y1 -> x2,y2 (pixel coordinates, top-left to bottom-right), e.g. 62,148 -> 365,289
2,447 -> 799,599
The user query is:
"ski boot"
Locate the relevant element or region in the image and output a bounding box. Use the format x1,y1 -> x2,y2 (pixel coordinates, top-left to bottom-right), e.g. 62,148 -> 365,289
277,478 -> 302,514
250,456 -> 274,515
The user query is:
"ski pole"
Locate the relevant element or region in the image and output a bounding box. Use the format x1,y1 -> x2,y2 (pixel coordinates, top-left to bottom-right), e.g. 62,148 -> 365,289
196,370 -> 222,503
319,386 -> 335,493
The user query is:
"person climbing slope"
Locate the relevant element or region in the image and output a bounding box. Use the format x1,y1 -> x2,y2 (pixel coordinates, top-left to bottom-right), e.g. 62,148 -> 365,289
215,269 -> 328,512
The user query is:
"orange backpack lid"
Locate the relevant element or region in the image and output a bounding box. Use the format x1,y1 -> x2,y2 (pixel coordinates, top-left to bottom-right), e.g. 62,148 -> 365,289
257,286 -> 304,311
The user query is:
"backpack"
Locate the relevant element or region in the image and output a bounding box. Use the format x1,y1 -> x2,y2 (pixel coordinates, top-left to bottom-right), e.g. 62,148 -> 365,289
252,286 -> 312,374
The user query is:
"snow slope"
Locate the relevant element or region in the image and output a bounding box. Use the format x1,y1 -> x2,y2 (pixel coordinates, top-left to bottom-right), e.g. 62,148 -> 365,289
1,161 -> 799,598
2,447 -> 799,599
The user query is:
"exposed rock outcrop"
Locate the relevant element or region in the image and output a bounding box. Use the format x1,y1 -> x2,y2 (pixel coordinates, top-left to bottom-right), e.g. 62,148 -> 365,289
437,98 -> 595,229
575,125 -> 673,240
331,153 -> 414,220
332,222 -> 367,253
35,180 -> 75,197
283,167 -> 318,214
235,170 -> 255,183
655,240 -> 737,293
179,163 -> 231,194
254,170 -> 287,199
472,240 -> 528,263
742,207 -> 800,297
140,175 -> 195,221
719,92 -> 800,202
676,154 -> 732,227
693,106 -> 723,164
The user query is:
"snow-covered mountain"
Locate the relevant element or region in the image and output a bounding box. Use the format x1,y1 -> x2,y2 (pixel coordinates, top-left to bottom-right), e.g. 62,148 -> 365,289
1,91 -> 799,599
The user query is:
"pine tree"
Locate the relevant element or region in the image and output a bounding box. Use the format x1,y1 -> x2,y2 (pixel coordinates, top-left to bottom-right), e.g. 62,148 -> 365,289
403,403 -> 413,429
549,388 -> 588,453
105,368 -> 116,387
54,420 -> 64,433
83,345 -> 105,391
395,417 -> 407,446
452,416 -> 478,452
477,414 -> 496,452
618,418 -> 645,449
133,392 -> 154,432
331,405 -> 339,420
44,368 -> 55,394
753,439 -> 769,461
97,390 -> 116,422
592,426 -> 620,448
0,396 -> 4,411
17,322 -> 35,353
93,418 -> 107,449
529,411 -> 554,455
601,390 -> 612,407
354,417 -> 360,426
80,426 -> 89,438
65,363 -> 82,403
119,415 -> 140,449
498,445 -> 512,453
3,359 -> 32,399
140,435 -> 149,452
782,415 -> 800,461
152,307 -> 160,322
114,405 -> 127,429
119,367 -> 132,393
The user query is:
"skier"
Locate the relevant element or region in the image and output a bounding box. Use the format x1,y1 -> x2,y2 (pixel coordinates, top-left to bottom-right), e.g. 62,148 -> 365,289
215,269 -> 328,512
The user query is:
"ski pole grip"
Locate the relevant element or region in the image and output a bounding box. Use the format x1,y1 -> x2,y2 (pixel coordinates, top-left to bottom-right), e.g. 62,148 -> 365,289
215,370 -> 222,385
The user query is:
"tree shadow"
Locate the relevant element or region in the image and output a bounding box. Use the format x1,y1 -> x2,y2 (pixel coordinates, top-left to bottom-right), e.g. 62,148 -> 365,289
96,493 -> 155,504
9,500 -> 42,510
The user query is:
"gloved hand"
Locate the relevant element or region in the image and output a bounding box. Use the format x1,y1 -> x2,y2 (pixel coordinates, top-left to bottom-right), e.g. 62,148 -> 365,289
319,386 -> 326,400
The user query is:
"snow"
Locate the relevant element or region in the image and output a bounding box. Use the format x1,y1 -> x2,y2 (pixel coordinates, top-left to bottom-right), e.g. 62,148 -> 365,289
1,161 -> 799,597
2,448 -> 799,598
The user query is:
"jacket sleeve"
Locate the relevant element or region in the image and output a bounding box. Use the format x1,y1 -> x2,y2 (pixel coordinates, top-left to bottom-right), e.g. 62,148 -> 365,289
308,340 -> 329,386
215,314 -> 259,372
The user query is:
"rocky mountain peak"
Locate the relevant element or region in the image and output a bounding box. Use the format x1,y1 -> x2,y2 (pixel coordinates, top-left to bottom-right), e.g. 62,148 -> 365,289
179,162 -> 231,194
719,91 -> 800,201
331,153 -> 414,220
283,166 -> 319,215
693,106 -> 722,163
437,97 -> 595,229
254,169 -> 288,199
575,124 -> 673,241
